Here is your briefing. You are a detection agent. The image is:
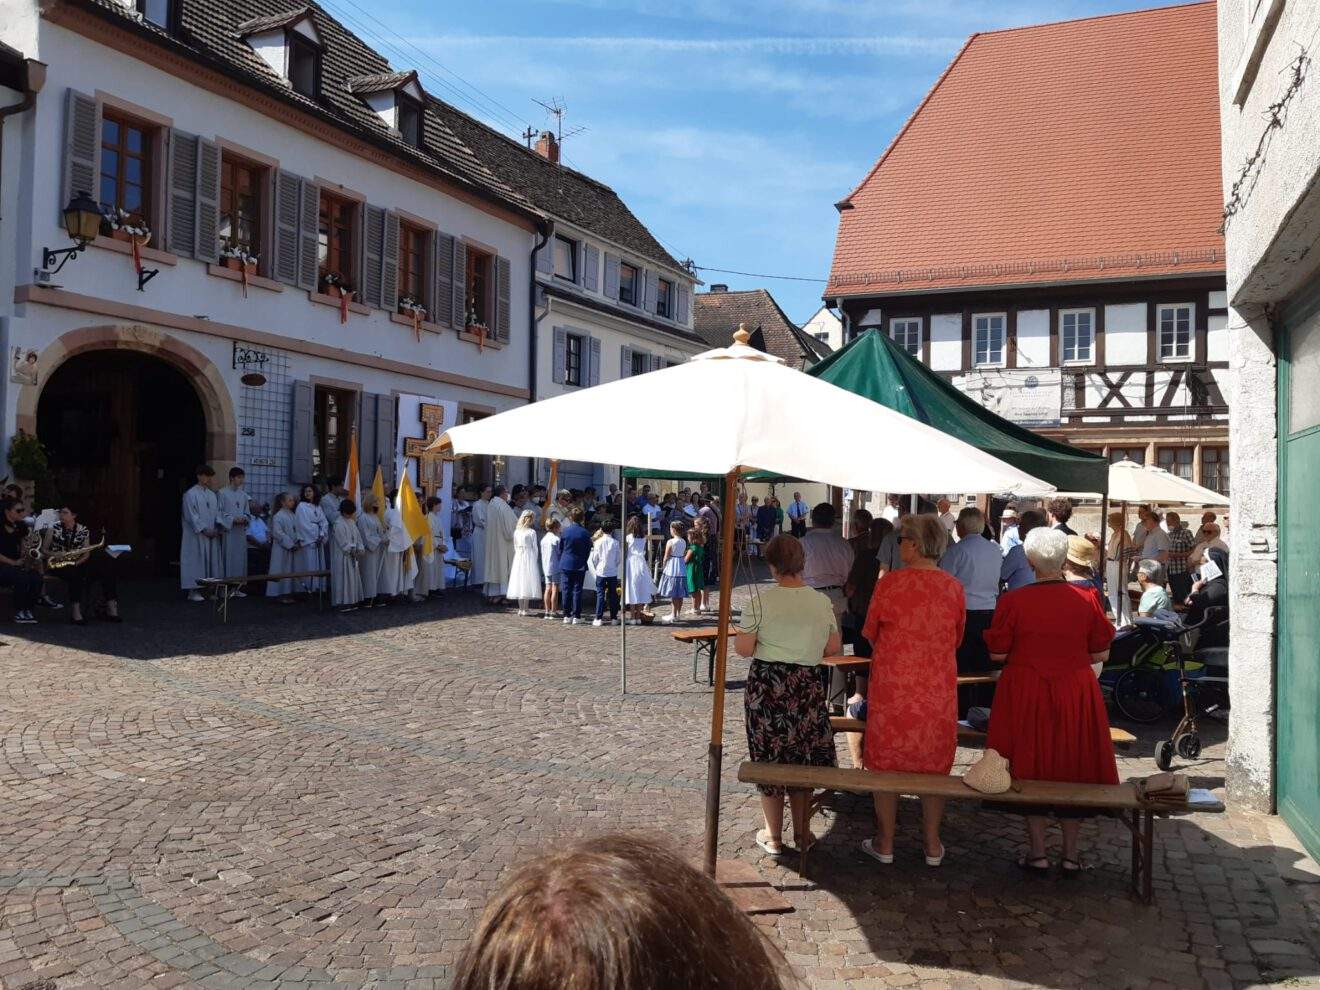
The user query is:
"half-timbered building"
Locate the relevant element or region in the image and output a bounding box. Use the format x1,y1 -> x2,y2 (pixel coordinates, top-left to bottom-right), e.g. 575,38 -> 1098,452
826,2 -> 1229,493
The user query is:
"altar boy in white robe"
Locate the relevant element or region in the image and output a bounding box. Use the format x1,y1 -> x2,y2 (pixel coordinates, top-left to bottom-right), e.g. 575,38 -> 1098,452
482,485 -> 518,604
419,496 -> 449,596
216,467 -> 251,592
356,493 -> 386,607
329,498 -> 365,610
470,485 -> 491,588
379,491 -> 412,602
266,493 -> 300,603
293,485 -> 328,593
181,465 -> 222,602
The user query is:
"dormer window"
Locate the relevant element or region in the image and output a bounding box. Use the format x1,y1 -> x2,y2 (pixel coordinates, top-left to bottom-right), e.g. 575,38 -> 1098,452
288,35 -> 319,97
348,71 -> 427,149
136,0 -> 175,30
239,8 -> 324,98
397,94 -> 423,148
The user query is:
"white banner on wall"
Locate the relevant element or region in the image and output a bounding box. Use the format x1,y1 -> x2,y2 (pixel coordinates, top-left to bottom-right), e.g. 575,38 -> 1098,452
952,369 -> 1062,427
395,393 -> 458,540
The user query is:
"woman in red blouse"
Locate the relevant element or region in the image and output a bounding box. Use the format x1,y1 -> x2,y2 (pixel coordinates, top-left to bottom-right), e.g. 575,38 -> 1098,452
984,526 -> 1117,874
859,514 -> 964,867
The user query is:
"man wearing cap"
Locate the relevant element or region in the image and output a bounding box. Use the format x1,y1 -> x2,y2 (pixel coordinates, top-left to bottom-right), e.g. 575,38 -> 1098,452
998,505 -> 1021,554
1063,534 -> 1108,615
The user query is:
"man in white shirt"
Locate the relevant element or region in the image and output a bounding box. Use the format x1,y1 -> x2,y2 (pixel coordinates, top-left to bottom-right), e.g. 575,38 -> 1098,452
641,493 -> 663,532
879,494 -> 901,523
998,505 -> 1021,554
936,497 -> 958,540
787,492 -> 810,537
800,502 -> 854,622
939,507 -> 1003,715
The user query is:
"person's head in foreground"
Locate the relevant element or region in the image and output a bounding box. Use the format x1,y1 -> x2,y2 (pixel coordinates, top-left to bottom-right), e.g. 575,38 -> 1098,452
451,833 -> 788,990
1024,526 -> 1068,580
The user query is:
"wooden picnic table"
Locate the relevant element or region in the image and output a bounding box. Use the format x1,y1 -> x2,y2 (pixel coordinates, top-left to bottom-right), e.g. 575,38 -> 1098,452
199,570 -> 329,623
672,625 -> 737,685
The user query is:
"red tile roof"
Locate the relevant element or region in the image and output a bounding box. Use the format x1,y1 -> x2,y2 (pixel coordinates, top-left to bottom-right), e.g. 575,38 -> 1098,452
827,2 -> 1224,298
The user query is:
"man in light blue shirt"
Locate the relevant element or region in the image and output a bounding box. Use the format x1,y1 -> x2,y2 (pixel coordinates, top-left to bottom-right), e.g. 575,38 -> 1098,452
998,505 -> 1021,554
999,508 -> 1046,592
939,506 -> 1003,716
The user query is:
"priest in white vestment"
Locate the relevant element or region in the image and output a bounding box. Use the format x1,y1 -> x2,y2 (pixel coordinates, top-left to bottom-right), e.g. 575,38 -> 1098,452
329,500 -> 365,609
293,486 -> 329,592
357,493 -> 386,605
180,465 -> 222,602
470,485 -> 491,587
482,486 -> 518,602
216,467 -> 251,588
266,494 -> 300,601
380,495 -> 412,599
418,497 -> 449,595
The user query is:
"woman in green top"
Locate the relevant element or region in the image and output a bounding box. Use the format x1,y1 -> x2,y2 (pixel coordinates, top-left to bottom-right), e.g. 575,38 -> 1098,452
685,525 -> 707,613
735,534 -> 842,857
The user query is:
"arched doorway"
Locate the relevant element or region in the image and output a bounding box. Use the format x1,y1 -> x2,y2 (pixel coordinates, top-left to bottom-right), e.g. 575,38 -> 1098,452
37,351 -> 207,575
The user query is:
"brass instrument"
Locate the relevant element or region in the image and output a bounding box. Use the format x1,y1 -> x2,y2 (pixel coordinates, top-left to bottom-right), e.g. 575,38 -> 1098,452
20,528 -> 42,569
45,530 -> 107,570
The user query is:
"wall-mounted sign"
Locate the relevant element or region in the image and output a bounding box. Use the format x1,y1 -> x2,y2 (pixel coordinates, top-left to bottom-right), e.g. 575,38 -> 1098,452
251,456 -> 277,468
952,368 -> 1062,427
232,343 -> 270,370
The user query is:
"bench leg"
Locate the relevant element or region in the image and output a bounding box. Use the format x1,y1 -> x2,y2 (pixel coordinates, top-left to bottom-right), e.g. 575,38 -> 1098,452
1126,810 -> 1155,904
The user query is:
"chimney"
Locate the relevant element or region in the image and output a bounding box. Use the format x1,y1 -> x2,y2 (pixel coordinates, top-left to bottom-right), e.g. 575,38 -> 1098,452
534,130 -> 559,164
709,283 -> 728,293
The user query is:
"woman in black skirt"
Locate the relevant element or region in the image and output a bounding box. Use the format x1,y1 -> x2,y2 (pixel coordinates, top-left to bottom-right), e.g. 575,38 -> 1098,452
736,534 -> 841,856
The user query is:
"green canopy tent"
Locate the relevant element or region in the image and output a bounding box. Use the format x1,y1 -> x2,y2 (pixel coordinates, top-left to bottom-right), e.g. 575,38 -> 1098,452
805,329 -> 1108,495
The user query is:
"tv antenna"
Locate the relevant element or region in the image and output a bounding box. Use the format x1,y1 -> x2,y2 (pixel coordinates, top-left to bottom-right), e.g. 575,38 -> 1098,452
532,97 -> 588,147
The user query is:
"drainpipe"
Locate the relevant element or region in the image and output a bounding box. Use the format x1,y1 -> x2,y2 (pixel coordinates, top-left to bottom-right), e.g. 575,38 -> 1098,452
0,59 -> 46,208
835,296 -> 850,342
527,217 -> 554,482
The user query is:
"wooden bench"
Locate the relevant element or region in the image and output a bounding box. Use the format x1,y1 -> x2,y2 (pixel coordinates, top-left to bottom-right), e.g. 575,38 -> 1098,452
672,626 -> 736,685
738,761 -> 1218,902
828,716 -> 1135,748
199,570 -> 330,623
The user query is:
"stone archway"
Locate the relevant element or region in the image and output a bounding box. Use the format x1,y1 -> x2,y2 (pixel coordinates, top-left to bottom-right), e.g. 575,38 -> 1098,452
16,324 -> 237,463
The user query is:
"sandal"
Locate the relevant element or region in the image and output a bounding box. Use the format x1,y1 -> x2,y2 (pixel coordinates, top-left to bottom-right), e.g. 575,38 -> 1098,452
795,831 -> 818,854
861,838 -> 894,865
1016,855 -> 1052,874
1060,858 -> 1090,875
755,829 -> 785,856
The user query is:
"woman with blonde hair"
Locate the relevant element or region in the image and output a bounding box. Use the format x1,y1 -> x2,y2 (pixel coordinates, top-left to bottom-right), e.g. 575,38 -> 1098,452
506,508 -> 543,616
859,513 -> 963,867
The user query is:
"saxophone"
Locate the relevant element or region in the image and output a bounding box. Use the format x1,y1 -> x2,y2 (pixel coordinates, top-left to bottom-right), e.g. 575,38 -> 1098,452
45,530 -> 107,569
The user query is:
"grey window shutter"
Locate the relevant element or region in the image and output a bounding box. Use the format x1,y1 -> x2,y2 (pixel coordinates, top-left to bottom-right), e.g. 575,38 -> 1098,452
375,393 -> 396,490
604,253 -> 620,299
62,88 -> 100,216
290,381 -> 314,484
452,239 -> 467,328
573,241 -> 585,286
496,255 -> 512,341
359,393 -> 378,480
584,245 -> 600,292
433,230 -> 455,327
651,354 -> 665,372
297,180 -> 320,292
645,271 -> 658,313
620,345 -> 632,378
588,336 -> 601,387
536,239 -> 554,275
166,129 -> 198,258
360,204 -> 385,308
273,170 -> 301,285
382,212 -> 399,312
195,138 -> 221,264
677,285 -> 691,325
552,328 -> 566,385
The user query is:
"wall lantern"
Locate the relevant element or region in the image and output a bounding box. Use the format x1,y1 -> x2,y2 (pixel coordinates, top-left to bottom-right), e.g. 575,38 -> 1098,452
42,192 -> 102,274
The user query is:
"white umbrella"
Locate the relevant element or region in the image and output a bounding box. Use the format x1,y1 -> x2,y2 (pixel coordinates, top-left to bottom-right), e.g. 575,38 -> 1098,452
432,334 -> 1053,495
426,328 -> 1053,876
1061,459 -> 1229,506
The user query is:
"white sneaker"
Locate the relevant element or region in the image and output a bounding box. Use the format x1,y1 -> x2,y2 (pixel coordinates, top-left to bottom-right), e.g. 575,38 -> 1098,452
187,591 -> 205,603
232,590 -> 247,599
571,618 -> 581,625
517,609 -> 526,616
592,619 -> 604,627
660,615 -> 675,624
14,611 -> 36,624
563,617 -> 572,625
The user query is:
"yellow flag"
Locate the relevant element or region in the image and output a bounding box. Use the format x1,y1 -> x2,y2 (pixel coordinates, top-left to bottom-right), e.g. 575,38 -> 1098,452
370,464 -> 387,525
397,464 -> 433,560
342,429 -> 360,506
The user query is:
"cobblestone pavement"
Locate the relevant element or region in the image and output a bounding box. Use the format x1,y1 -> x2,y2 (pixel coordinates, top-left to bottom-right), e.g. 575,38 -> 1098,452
2,580 -> 1318,990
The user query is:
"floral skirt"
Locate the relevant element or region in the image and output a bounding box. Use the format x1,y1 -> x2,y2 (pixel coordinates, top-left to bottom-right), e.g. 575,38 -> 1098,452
744,659 -> 836,796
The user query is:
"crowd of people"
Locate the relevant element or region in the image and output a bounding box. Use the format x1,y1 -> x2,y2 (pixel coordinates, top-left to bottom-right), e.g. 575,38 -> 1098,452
736,494 -> 1230,872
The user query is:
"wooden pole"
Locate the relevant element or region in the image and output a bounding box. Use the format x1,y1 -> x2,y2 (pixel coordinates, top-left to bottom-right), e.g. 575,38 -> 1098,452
703,466 -> 741,876
542,459 -> 559,528
620,463 -> 627,696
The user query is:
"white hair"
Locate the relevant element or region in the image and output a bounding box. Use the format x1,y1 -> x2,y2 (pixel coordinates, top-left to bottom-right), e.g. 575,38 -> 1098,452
1137,558 -> 1166,584
1024,526 -> 1068,576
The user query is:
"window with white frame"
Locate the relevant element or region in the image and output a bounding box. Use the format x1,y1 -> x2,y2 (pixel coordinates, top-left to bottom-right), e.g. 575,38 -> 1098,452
553,235 -> 576,281
1060,308 -> 1094,364
1158,304 -> 1194,361
889,317 -> 922,356
972,314 -> 1006,367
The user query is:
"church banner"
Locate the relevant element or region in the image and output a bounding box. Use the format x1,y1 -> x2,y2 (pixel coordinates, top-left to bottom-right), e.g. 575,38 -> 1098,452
396,393 -> 457,543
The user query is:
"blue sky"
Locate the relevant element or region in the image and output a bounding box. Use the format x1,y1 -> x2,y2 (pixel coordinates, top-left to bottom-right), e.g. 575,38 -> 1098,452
320,0 -> 1170,323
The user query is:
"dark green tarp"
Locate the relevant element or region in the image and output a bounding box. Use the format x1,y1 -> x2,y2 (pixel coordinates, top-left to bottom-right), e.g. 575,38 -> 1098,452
805,330 -> 1107,495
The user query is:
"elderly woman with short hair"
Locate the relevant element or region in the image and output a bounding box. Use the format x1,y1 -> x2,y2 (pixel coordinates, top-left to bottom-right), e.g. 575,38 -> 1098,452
1135,558 -> 1172,617
984,527 -> 1117,874
858,514 -> 964,867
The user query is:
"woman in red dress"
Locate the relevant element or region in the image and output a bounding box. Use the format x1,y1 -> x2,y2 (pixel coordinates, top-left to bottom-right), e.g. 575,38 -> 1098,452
860,514 -> 964,867
984,526 -> 1117,874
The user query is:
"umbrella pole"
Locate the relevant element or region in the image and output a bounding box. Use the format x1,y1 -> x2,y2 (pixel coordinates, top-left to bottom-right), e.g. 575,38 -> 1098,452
1099,494 -> 1109,606
620,463 -> 627,696
703,467 -> 740,877
543,460 -> 559,528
